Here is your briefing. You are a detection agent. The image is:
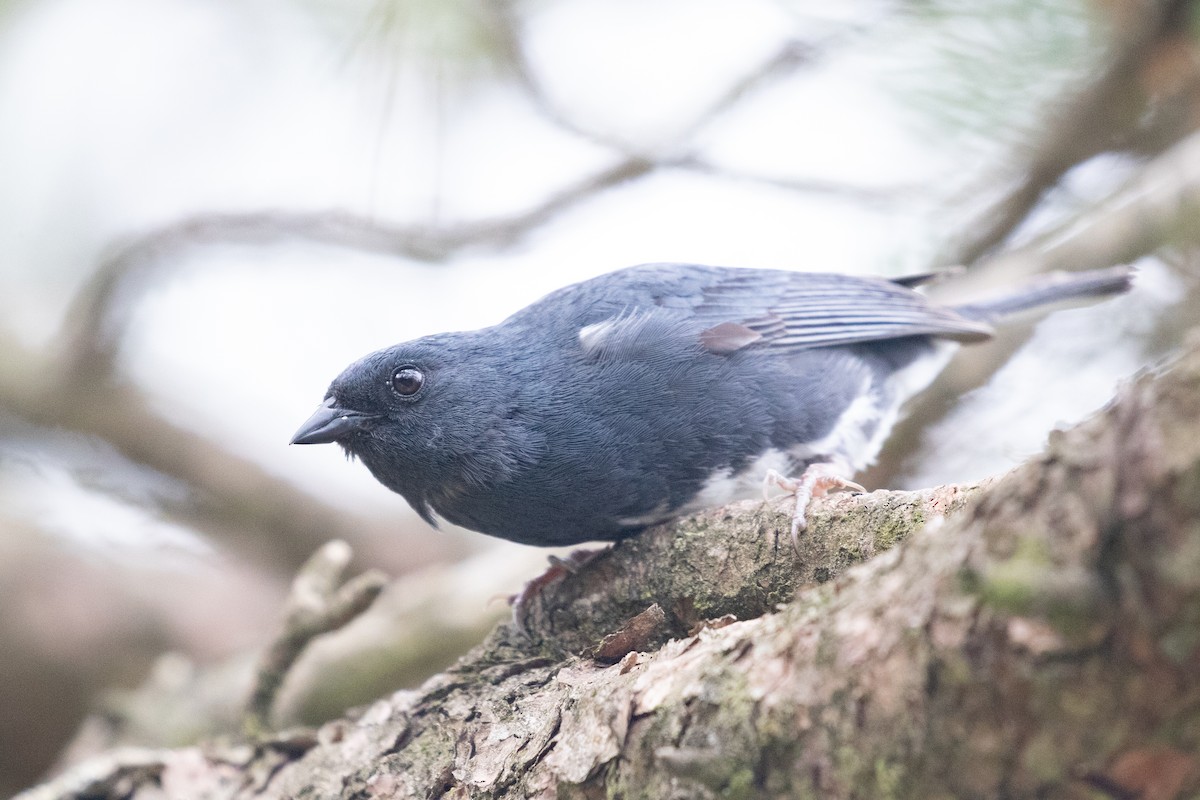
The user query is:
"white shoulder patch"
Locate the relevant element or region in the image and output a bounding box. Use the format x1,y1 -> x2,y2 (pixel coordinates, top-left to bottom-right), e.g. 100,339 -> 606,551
578,314 -> 629,352
578,309 -> 681,357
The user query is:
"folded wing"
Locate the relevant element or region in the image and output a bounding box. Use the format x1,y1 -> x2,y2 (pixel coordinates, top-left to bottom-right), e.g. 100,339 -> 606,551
693,270 -> 993,353
570,265 -> 994,358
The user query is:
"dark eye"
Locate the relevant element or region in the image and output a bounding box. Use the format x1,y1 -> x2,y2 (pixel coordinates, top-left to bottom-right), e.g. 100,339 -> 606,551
390,366 -> 425,397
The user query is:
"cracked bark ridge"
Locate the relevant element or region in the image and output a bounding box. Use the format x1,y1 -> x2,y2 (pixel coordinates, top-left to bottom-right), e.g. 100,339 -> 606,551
21,340 -> 1200,799
515,485 -> 971,660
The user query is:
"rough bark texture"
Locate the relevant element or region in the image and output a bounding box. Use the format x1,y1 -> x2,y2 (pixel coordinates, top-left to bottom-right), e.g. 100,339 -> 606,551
22,339 -> 1200,800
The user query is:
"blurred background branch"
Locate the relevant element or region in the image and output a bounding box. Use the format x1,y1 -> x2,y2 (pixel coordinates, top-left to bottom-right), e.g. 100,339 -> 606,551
866,122 -> 1200,487
943,0 -> 1200,265
61,156 -> 660,384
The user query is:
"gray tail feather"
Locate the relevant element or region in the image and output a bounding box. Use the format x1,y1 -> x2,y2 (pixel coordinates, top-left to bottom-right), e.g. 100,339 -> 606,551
952,265 -> 1134,321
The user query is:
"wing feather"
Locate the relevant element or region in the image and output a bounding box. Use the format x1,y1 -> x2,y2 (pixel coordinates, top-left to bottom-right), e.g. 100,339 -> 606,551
691,269 -> 992,352
564,264 -> 993,357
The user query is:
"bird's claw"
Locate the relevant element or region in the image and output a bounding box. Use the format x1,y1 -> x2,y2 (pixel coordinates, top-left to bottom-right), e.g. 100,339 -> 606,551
510,547 -> 605,636
763,463 -> 864,551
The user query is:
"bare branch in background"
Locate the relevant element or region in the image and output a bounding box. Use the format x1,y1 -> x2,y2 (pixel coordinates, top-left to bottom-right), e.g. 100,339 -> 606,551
943,126 -> 1200,299
944,0 -> 1198,265
672,155 -> 918,206
55,1 -> 921,394
61,156 -> 657,384
508,35 -> 820,152
0,330 -> 462,574
863,126 -> 1200,488
492,0 -> 919,204
59,12 -> 920,389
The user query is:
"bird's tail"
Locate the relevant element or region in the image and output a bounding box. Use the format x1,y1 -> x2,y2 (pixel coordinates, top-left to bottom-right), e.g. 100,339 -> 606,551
951,265 -> 1134,321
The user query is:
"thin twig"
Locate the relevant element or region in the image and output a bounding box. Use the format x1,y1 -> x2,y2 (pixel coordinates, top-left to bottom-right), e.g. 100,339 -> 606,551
245,541 -> 387,736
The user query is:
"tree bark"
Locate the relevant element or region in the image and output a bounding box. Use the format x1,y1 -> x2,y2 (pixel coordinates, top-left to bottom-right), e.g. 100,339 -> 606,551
22,338 -> 1200,800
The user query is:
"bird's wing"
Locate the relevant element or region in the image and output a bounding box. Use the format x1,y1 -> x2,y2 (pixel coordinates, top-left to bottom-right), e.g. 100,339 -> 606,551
574,266 -> 994,357
688,269 -> 993,353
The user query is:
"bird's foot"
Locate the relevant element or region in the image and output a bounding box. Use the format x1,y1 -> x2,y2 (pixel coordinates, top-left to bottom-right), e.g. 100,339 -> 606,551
764,464 -> 864,550
509,547 -> 604,635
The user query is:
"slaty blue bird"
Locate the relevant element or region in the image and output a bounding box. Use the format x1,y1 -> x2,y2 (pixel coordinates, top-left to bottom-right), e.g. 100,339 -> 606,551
292,263 -> 1131,547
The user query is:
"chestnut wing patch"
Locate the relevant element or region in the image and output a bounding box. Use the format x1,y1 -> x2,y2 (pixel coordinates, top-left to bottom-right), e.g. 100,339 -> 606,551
698,321 -> 763,354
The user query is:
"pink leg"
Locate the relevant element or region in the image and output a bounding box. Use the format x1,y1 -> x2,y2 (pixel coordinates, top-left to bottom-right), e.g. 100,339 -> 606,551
764,463 -> 865,550
509,547 -> 604,634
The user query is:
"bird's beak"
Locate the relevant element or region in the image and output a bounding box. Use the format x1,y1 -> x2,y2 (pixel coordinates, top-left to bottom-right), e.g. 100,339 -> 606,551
290,397 -> 376,445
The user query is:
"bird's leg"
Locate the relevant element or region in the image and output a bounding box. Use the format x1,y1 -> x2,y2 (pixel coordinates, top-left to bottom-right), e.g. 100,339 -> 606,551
509,547 -> 605,635
764,463 -> 865,550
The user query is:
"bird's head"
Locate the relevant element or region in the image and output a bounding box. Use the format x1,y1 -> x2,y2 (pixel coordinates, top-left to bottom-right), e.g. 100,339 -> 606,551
291,333 -> 540,518
291,342 -> 440,452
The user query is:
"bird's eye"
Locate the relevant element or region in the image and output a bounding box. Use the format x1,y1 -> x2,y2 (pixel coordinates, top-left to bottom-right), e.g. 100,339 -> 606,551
390,366 -> 425,397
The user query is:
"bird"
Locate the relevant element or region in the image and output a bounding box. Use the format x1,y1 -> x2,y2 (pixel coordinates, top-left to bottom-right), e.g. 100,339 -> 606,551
292,262 -> 1132,548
